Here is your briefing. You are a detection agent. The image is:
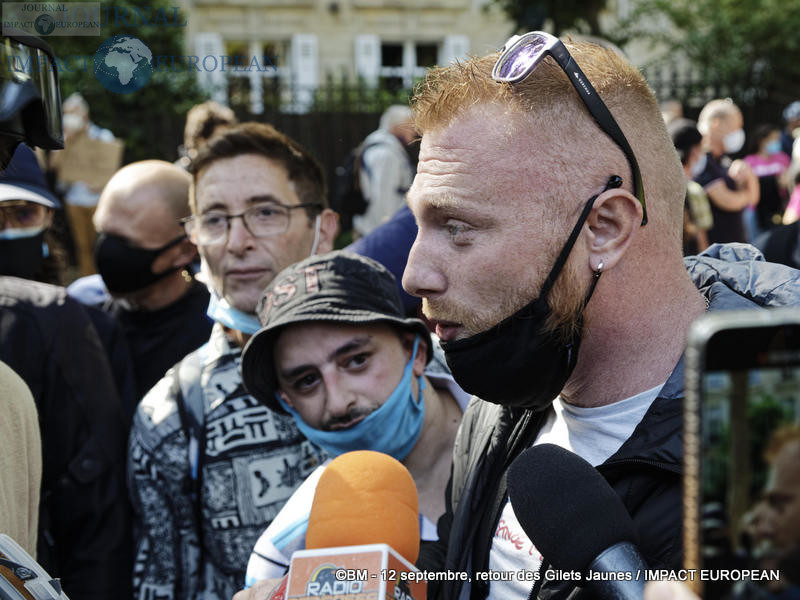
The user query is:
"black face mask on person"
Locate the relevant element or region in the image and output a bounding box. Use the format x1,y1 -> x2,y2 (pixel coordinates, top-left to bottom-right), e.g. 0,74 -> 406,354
440,176 -> 621,411
94,232 -> 187,294
0,229 -> 45,279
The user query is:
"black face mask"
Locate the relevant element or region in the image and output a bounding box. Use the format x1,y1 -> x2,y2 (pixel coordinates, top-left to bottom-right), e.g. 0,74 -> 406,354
440,176 -> 621,411
94,233 -> 186,294
0,230 -> 45,279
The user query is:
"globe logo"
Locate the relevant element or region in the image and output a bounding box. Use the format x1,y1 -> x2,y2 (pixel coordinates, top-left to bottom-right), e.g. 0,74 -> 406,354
34,14 -> 56,36
94,35 -> 154,94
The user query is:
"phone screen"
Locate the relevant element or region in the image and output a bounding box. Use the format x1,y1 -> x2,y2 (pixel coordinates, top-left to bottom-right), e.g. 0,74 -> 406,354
687,313 -> 800,599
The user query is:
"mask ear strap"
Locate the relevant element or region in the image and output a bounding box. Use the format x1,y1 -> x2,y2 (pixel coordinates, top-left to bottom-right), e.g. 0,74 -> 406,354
309,214 -> 321,256
539,175 -> 622,300
161,233 -> 188,252
409,336 -> 427,403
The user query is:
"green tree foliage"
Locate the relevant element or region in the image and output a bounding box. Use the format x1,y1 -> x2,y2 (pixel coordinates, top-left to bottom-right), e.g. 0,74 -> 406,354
46,0 -> 208,162
615,0 -> 800,104
487,0 -> 609,36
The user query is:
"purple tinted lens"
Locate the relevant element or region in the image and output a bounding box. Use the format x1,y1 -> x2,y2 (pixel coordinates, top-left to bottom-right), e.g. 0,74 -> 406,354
497,36 -> 547,80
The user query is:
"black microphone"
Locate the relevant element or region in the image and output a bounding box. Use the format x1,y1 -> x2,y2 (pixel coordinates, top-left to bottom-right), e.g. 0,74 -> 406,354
508,443 -> 647,600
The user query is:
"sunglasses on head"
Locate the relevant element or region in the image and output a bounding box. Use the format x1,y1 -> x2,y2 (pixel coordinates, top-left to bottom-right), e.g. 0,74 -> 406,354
492,31 -> 647,226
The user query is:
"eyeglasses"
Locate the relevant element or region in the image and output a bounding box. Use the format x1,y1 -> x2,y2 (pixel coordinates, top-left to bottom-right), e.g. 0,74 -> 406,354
492,31 -> 647,226
1,30 -> 64,149
182,201 -> 320,246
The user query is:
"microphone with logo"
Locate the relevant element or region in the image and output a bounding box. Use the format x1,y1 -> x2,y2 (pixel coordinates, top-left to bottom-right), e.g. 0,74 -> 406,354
266,450 -> 426,600
507,443 -> 648,600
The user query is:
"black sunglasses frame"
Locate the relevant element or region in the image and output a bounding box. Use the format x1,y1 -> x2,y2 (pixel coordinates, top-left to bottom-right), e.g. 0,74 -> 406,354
492,31 -> 647,226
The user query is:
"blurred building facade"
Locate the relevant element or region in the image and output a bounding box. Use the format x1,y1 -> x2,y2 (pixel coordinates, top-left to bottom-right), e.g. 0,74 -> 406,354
178,0 -> 514,113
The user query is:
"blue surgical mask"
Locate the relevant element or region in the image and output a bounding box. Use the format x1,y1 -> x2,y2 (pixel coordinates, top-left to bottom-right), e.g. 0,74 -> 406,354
278,336 -> 427,461
723,128 -> 745,154
765,140 -> 782,155
207,290 -> 262,335
0,225 -> 45,240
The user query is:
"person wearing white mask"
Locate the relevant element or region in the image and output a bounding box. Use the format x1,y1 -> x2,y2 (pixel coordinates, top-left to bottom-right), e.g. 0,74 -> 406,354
127,122 -> 338,600
695,98 -> 760,243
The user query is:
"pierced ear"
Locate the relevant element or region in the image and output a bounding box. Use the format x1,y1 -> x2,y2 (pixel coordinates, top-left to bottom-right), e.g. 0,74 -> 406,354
584,189 -> 641,272
152,238 -> 197,274
170,238 -> 198,268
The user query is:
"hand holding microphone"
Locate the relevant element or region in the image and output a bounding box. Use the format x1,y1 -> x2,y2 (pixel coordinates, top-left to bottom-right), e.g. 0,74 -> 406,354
231,577 -> 283,600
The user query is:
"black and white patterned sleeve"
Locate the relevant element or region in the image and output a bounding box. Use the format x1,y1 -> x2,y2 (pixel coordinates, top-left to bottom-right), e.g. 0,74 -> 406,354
128,373 -> 199,600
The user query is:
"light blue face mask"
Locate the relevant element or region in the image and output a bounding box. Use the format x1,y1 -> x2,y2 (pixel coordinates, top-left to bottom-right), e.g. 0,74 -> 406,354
207,291 -> 262,335
0,226 -> 45,240
278,336 -> 427,461
765,139 -> 782,155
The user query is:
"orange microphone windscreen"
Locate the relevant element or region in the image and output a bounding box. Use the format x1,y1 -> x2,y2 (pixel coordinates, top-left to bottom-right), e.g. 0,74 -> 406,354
306,450 -> 420,564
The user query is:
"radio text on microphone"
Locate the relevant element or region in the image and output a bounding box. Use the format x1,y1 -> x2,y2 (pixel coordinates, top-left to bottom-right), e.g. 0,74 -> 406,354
305,578 -> 365,596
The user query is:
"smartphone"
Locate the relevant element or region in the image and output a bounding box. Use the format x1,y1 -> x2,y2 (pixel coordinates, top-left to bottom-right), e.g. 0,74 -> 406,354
684,309 -> 800,598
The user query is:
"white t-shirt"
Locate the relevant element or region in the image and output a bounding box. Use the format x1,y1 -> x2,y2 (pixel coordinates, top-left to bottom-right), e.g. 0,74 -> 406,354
486,383 -> 663,600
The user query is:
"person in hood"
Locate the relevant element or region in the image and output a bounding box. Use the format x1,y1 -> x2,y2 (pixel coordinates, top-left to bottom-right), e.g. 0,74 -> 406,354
400,33 -> 800,600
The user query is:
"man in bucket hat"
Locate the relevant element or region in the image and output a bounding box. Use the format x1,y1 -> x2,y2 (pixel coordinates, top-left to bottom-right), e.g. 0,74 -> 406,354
237,250 -> 469,594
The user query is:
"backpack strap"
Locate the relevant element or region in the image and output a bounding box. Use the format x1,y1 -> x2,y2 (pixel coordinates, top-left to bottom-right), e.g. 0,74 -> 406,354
171,353 -> 206,485
355,141 -> 384,182
170,353 -> 207,572
169,348 -> 241,580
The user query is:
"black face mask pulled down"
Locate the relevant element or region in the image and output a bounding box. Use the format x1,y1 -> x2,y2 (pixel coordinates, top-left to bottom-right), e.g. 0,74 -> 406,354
0,230 -> 45,279
94,233 -> 187,294
440,176 -> 621,411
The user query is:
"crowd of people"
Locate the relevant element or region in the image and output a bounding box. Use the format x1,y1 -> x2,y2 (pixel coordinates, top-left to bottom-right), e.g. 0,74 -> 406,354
666,98 -> 800,268
1,25 -> 800,600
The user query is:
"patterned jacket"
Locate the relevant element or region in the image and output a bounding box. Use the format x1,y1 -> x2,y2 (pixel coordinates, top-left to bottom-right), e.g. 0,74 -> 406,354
128,324 -> 323,600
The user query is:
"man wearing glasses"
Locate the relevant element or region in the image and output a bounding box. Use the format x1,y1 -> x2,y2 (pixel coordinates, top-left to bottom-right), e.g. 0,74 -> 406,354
402,33 -> 800,599
128,122 -> 338,600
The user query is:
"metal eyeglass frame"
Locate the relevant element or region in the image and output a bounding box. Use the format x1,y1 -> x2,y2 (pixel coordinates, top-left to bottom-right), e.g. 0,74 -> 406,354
181,201 -> 320,245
